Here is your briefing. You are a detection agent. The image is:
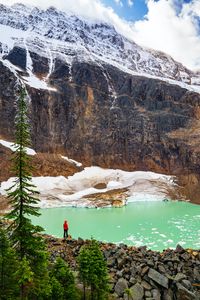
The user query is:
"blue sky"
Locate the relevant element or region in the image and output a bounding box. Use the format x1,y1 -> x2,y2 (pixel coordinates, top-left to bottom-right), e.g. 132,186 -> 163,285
102,0 -> 148,21
102,0 -> 194,21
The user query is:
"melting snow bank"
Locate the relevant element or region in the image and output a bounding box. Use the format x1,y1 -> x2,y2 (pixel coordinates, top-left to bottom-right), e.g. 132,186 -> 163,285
0,167 -> 175,208
0,139 -> 36,155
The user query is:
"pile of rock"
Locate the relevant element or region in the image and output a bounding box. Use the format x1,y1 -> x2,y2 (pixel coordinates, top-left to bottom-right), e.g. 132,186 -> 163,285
104,244 -> 200,300
45,237 -> 200,300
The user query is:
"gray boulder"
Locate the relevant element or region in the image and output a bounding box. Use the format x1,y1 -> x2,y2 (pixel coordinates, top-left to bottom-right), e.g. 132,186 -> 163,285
114,278 -> 128,297
163,289 -> 173,300
182,279 -> 192,290
152,289 -> 161,300
148,268 -> 169,289
129,283 -> 144,300
176,283 -> 196,300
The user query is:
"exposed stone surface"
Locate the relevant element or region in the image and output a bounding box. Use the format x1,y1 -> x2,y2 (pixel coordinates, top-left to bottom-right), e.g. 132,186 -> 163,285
152,289 -> 161,300
0,61 -> 16,141
163,289 -> 173,300
130,283 -> 144,300
148,268 -> 169,289
93,183 -> 107,189
83,188 -> 128,207
40,236 -> 200,300
174,272 -> 187,282
176,283 -> 196,300
1,56 -> 200,203
115,278 -> 128,297
1,4 -> 200,204
5,46 -> 27,70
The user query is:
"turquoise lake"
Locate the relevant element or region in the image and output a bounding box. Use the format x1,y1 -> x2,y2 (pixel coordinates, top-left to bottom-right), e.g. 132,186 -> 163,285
31,201 -> 200,251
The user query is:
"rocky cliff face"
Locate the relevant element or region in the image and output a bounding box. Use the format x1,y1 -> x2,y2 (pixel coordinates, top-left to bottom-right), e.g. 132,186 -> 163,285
1,4 -> 200,203
2,58 -> 200,173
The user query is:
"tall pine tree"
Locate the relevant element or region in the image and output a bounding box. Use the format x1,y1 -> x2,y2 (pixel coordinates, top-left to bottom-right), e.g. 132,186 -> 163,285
6,87 -> 43,259
6,87 -> 51,299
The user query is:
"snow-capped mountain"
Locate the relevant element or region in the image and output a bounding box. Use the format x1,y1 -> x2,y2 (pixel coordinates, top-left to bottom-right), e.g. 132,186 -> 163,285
2,3 -> 200,205
0,3 -> 200,92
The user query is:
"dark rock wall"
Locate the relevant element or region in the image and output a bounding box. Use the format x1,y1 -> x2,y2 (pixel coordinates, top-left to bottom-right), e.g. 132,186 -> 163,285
0,62 -> 17,140
1,58 -> 200,180
4,47 -> 27,70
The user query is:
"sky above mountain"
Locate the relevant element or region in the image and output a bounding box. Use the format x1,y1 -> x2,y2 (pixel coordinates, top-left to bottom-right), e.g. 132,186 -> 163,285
0,0 -> 200,70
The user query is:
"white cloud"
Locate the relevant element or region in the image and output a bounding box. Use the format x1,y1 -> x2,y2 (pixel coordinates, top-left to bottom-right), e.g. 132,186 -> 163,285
127,0 -> 133,7
131,0 -> 200,70
114,0 -> 123,7
0,0 -> 200,70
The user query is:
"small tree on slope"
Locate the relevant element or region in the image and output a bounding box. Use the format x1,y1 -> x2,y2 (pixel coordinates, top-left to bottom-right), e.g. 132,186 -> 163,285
50,257 -> 79,300
78,245 -> 90,300
78,239 -> 109,300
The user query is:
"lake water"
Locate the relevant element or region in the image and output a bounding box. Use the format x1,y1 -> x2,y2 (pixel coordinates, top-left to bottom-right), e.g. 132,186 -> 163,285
31,201 -> 200,251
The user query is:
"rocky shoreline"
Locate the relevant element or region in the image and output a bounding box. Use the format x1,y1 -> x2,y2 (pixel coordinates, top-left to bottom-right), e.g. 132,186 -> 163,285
45,236 -> 200,300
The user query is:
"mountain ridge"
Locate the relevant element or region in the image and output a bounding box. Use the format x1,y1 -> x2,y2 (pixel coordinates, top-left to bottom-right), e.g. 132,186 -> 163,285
1,3 -> 200,204
0,3 -> 200,92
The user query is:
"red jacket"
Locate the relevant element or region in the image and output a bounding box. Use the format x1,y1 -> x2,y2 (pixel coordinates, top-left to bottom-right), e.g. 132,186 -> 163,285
63,221 -> 68,230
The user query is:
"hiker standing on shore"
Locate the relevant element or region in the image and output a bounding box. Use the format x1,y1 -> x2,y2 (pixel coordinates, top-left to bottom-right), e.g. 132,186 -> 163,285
63,220 -> 68,238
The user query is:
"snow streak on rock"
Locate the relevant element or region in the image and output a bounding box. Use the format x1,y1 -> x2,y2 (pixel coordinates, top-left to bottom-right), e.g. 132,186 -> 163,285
0,3 -> 199,92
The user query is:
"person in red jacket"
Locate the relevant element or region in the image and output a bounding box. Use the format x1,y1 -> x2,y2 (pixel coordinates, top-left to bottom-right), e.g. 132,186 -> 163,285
63,220 -> 68,239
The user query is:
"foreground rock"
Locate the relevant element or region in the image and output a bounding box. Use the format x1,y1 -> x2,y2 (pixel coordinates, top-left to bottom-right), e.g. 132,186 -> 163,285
45,237 -> 200,299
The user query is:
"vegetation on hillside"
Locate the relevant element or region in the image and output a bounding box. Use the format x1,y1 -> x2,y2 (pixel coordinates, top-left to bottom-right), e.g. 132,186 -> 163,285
78,239 -> 109,300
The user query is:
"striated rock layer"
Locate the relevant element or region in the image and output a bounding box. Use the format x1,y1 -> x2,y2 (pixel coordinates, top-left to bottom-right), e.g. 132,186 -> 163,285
1,58 -> 200,203
1,4 -> 200,203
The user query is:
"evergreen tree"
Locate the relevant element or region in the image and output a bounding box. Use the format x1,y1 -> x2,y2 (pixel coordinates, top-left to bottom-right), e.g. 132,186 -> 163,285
6,87 -> 43,260
0,227 -> 19,299
15,256 -> 33,299
50,257 -> 79,300
6,87 -> 51,298
78,239 -> 109,300
50,276 -> 64,300
27,250 -> 51,300
78,246 -> 90,300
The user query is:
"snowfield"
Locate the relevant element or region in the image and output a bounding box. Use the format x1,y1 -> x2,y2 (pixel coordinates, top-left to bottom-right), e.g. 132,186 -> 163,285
0,166 -> 175,208
0,3 -> 199,92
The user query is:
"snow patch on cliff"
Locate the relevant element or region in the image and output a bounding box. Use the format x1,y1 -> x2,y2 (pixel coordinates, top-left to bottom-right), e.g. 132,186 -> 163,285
0,24 -> 56,91
0,139 -> 36,155
21,71 -> 56,91
61,155 -> 82,167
